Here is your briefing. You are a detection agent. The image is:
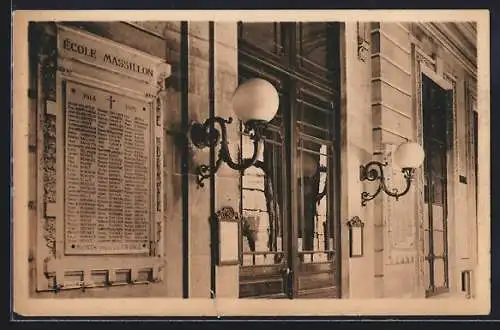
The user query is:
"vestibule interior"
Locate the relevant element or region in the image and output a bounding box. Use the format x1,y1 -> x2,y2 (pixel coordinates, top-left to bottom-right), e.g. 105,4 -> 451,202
25,20 -> 478,300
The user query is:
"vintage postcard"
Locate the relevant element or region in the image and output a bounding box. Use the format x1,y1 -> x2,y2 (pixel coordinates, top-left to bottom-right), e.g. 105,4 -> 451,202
11,9 -> 490,317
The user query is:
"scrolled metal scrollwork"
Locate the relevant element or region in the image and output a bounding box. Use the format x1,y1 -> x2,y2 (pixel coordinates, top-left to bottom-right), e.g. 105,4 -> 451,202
215,206 -> 240,222
189,117 -> 267,187
359,161 -> 416,206
346,215 -> 364,228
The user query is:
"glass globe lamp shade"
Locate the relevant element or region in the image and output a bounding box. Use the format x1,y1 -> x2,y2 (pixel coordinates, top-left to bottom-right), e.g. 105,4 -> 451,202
231,78 -> 279,123
393,142 -> 425,169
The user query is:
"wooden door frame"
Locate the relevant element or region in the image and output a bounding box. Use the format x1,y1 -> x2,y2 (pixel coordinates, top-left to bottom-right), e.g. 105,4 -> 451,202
237,21 -> 342,299
415,52 -> 458,297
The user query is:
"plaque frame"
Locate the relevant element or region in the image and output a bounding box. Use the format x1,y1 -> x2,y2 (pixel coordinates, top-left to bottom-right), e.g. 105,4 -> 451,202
35,23 -> 171,291
346,216 -> 364,258
213,206 -> 242,266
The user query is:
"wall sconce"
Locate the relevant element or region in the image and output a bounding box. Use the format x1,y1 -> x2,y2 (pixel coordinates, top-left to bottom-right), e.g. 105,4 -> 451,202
360,142 -> 425,206
188,78 -> 279,187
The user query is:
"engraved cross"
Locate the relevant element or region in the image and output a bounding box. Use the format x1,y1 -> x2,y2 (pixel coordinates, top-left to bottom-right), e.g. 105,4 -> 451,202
106,95 -> 116,109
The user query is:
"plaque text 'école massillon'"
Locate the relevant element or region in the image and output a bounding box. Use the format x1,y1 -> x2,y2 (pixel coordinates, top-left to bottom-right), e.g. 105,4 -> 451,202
64,81 -> 152,255
60,35 -> 156,80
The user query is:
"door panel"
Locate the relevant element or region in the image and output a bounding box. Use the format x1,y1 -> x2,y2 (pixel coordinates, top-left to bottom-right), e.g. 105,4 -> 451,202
297,262 -> 338,298
239,65 -> 289,298
239,264 -> 287,298
238,22 -> 340,299
294,82 -> 338,297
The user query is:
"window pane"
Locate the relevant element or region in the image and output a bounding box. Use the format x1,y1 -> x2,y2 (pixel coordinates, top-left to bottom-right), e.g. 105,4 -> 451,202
297,91 -> 334,140
430,146 -> 445,177
426,145 -> 446,206
240,22 -> 282,56
431,179 -> 444,205
297,147 -> 320,251
432,204 -> 444,231
296,139 -> 333,262
423,229 -> 430,257
424,259 -> 431,290
434,258 -> 447,289
298,22 -> 329,73
241,125 -> 284,266
423,79 -> 448,144
433,230 -> 445,257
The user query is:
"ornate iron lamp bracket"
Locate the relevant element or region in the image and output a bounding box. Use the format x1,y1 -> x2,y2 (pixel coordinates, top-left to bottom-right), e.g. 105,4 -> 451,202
359,161 -> 416,206
189,117 -> 267,187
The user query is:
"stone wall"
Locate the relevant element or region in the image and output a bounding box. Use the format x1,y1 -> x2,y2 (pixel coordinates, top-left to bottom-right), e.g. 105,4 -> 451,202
340,22 -> 376,298
371,22 -> 419,298
28,21 -> 240,298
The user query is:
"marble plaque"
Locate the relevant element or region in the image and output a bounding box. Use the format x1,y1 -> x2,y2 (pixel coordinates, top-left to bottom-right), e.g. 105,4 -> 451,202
64,81 -> 152,254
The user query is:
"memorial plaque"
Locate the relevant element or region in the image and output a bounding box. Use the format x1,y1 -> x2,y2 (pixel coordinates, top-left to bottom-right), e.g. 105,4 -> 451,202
64,81 -> 152,254
58,27 -> 158,84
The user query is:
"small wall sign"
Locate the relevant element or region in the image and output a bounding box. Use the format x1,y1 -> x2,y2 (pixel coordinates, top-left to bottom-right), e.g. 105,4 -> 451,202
347,216 -> 365,258
213,206 -> 241,266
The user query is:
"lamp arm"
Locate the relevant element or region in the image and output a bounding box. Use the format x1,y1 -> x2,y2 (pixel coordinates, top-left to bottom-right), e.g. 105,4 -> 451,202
361,183 -> 384,206
380,173 -> 412,200
215,117 -> 261,171
361,161 -> 386,181
195,116 -> 263,187
360,161 -> 415,206
360,162 -> 386,206
196,148 -> 224,187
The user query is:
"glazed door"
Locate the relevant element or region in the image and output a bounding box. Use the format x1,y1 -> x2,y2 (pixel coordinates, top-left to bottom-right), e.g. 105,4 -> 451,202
237,22 -> 341,299
238,72 -> 340,299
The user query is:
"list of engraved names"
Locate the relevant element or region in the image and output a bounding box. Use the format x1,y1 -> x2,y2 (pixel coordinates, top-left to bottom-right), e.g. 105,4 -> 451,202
65,81 -> 151,254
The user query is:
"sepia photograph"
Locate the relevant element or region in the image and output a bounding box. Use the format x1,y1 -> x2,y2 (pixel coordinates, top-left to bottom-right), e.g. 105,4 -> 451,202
11,9 -> 490,317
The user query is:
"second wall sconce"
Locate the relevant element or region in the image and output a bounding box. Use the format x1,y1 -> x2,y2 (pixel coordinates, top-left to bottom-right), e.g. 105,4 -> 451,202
360,142 -> 425,206
188,78 -> 280,187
